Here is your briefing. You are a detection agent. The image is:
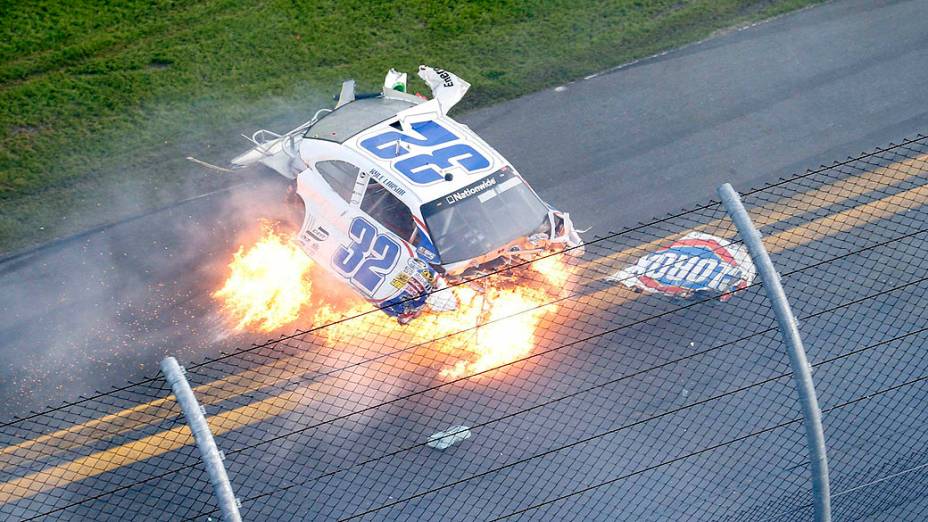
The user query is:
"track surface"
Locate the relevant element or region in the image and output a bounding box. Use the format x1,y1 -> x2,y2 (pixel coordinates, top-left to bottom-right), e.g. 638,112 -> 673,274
2,0 -> 928,519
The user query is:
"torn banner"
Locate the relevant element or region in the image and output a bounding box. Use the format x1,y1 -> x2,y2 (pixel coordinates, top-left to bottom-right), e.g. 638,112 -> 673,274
608,232 -> 756,301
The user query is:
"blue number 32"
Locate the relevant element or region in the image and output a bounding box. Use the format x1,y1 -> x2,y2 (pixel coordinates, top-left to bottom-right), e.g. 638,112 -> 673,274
333,217 -> 401,295
359,120 -> 489,184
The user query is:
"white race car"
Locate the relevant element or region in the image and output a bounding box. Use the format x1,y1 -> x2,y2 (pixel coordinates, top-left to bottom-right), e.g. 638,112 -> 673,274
225,66 -> 583,322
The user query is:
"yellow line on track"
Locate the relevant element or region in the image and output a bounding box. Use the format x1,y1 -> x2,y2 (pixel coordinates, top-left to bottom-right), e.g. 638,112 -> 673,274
766,182 -> 928,251
581,153 -> 928,272
0,385 -> 311,505
1,155 -> 927,508
0,343 -> 377,469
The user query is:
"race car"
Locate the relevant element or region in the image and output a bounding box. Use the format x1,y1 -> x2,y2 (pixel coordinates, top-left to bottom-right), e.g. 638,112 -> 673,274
222,66 -> 583,322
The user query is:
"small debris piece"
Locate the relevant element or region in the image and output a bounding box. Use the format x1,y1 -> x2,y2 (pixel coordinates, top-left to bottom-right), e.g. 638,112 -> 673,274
427,425 -> 472,450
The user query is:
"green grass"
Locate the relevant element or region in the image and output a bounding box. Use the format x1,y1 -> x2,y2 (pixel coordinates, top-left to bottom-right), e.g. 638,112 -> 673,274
0,0 -> 819,253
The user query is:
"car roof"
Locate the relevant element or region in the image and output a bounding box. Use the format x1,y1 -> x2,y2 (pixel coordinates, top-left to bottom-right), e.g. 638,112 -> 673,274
301,95 -> 516,211
304,96 -> 419,143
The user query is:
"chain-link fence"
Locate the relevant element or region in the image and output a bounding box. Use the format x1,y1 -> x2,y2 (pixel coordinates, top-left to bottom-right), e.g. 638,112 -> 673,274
2,135 -> 928,521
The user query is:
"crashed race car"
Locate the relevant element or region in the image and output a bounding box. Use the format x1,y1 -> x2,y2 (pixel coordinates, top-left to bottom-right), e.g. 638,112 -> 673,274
221,66 -> 583,323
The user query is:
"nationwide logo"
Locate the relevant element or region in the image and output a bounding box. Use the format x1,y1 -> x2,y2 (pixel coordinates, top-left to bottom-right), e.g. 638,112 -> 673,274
445,177 -> 497,204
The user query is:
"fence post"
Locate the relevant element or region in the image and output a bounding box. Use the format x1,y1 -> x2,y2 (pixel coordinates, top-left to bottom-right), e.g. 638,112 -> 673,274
161,357 -> 242,522
718,183 -> 831,522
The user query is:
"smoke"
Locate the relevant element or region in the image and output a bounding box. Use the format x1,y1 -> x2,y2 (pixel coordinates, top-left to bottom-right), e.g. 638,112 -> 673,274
0,91 -> 326,421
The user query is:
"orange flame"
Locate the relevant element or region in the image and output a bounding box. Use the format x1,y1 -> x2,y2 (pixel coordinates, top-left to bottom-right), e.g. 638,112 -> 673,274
215,226 -> 573,379
437,284 -> 552,379
213,226 -> 313,331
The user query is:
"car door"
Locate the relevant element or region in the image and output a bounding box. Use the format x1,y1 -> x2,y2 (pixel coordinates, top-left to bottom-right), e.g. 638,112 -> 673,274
295,159 -> 435,308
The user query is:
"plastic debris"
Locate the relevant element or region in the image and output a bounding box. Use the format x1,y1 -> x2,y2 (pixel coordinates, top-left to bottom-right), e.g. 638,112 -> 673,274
384,68 -> 407,92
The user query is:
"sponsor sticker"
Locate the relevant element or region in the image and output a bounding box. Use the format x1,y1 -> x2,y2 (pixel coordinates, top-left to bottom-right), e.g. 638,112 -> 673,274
416,245 -> 437,262
390,259 -> 434,292
307,226 -> 329,242
380,259 -> 438,319
434,69 -> 456,88
608,232 -> 756,301
391,272 -> 411,289
446,176 -> 497,204
421,166 -> 516,216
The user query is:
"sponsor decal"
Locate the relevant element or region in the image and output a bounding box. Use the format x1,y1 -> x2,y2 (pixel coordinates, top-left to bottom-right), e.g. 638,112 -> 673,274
307,226 -> 329,242
445,176 -> 496,204
297,225 -> 327,253
381,258 -> 437,318
420,166 -> 516,218
389,258 -> 435,291
434,68 -> 455,88
412,219 -> 441,264
390,272 -> 411,289
350,170 -> 369,207
416,245 -> 437,262
368,168 -> 406,196
609,232 -> 756,301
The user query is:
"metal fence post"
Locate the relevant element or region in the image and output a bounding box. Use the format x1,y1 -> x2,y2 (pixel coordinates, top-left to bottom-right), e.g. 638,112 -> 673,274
161,357 -> 243,522
718,183 -> 831,522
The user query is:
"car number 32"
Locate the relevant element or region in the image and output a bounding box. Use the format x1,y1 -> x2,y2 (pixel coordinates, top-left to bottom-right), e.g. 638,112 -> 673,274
333,217 -> 401,295
359,120 -> 489,184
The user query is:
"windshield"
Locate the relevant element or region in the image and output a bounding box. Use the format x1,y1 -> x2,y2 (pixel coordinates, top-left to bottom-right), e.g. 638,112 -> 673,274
421,166 -> 549,264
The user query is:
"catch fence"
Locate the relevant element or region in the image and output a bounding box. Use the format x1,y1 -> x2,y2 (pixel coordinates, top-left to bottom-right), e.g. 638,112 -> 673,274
2,135 -> 928,520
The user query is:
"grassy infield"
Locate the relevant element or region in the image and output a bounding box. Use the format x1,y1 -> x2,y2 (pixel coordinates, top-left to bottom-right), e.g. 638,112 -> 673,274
0,0 -> 817,253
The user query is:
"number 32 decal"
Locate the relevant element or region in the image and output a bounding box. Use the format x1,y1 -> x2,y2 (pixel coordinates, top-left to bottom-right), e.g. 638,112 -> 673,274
333,217 -> 401,295
359,120 -> 489,185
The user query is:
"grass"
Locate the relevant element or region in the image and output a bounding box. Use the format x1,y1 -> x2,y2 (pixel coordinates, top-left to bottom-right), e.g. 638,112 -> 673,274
0,0 -> 820,253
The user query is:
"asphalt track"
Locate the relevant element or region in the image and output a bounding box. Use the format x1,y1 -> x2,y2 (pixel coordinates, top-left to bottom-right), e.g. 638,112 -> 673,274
2,0 -> 928,519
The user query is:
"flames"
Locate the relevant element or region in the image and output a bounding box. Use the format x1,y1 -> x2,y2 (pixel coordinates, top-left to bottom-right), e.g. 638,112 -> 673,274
436,284 -> 553,379
212,225 -> 314,331
215,224 -> 572,379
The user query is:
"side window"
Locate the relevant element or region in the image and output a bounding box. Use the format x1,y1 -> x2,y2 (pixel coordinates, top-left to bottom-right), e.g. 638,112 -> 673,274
316,160 -> 359,203
361,181 -> 416,241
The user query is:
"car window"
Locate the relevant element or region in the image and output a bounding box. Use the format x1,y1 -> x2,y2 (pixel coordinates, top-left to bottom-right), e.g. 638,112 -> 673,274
361,181 -> 416,240
316,160 -> 359,202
